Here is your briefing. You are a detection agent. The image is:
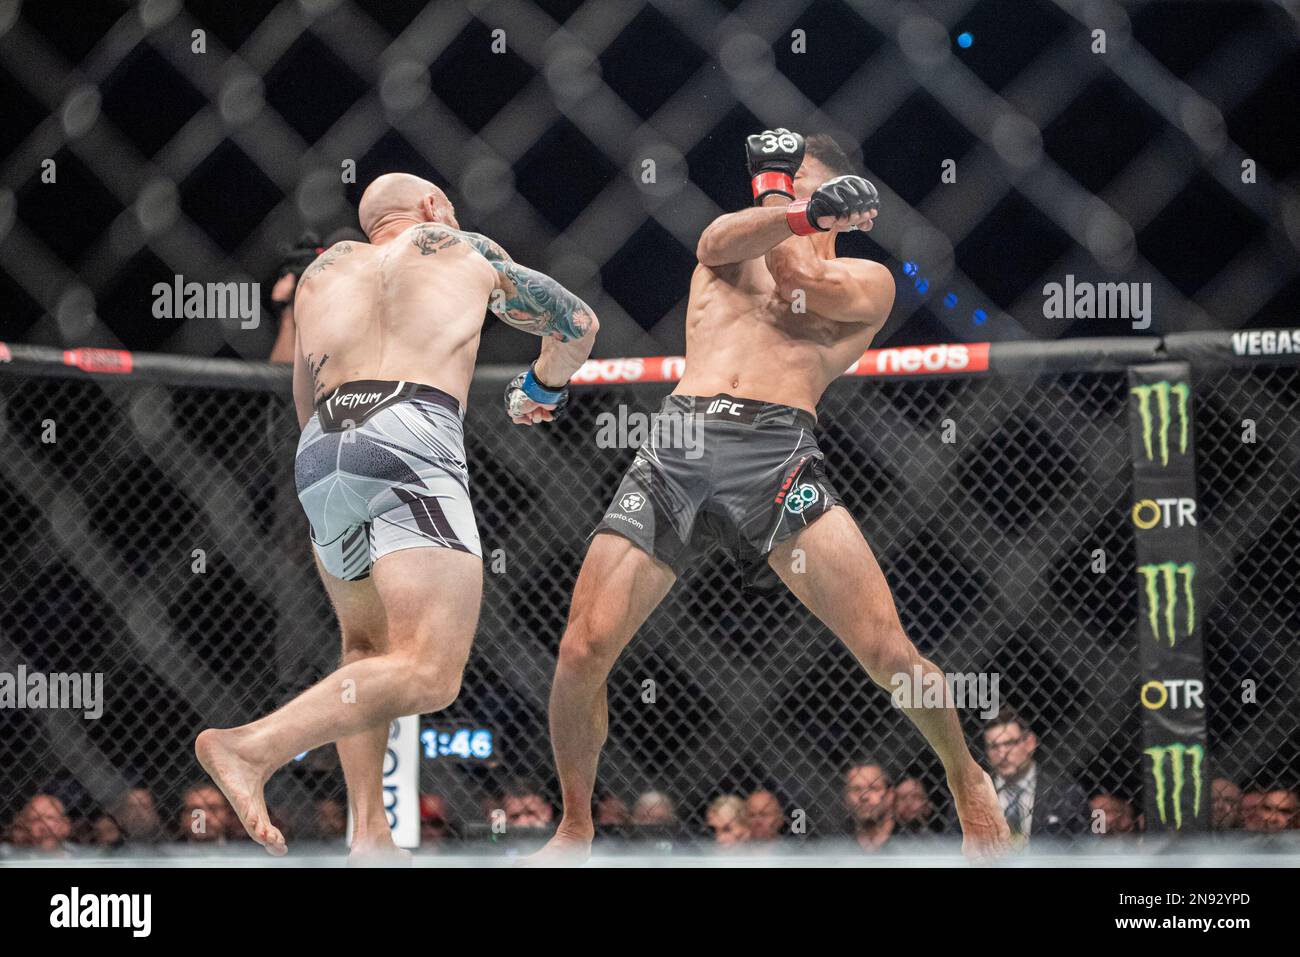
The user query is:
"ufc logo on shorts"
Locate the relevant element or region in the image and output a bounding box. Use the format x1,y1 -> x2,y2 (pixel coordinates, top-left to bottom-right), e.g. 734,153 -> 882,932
706,399 -> 744,415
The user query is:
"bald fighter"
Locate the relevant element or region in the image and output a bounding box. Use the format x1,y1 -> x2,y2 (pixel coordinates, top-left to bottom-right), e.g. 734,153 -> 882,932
538,130 -> 1008,862
196,173 -> 598,856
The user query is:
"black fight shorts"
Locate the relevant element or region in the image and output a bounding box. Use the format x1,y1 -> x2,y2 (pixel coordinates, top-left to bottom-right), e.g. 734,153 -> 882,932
592,393 -> 842,589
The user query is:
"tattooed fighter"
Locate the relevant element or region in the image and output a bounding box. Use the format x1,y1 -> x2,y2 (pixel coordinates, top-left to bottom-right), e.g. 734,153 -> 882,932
196,173 -> 598,856
537,131 -> 1008,862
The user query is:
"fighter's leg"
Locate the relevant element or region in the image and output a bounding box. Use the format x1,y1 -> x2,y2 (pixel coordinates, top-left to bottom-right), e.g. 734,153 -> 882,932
311,555 -> 407,858
768,507 -> 1009,859
536,532 -> 676,861
196,547 -> 482,855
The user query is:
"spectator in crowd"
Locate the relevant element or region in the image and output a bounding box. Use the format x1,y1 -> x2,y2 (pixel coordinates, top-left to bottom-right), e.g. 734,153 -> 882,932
178,783 -> 233,844
745,790 -> 785,842
1089,793 -> 1139,836
111,786 -> 164,844
420,794 -> 453,846
631,791 -> 678,827
90,810 -> 125,848
595,792 -> 631,827
706,795 -> 751,846
313,797 -> 347,841
1241,791 -> 1264,830
1246,789 -> 1299,833
1211,778 -> 1243,830
893,777 -> 941,835
499,779 -> 554,830
982,708 -> 1088,843
5,794 -> 74,854
843,761 -> 896,851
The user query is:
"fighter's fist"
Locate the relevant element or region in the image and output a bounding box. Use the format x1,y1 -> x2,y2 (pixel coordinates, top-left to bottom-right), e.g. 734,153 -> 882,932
746,128 -> 805,204
504,364 -> 569,426
786,175 -> 880,235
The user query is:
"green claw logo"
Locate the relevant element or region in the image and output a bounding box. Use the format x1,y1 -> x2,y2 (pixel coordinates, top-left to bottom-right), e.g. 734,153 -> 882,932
1138,562 -> 1195,646
1132,381 -> 1190,466
1145,742 -> 1204,829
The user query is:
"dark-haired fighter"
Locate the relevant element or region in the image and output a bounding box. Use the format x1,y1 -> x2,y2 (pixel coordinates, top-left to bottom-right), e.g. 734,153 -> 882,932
196,173 -> 598,856
538,130 -> 1008,862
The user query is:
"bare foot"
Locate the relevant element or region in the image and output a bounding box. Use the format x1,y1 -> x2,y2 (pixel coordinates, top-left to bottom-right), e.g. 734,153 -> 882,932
348,837 -> 413,868
195,728 -> 287,856
951,767 -> 1011,863
521,826 -> 593,867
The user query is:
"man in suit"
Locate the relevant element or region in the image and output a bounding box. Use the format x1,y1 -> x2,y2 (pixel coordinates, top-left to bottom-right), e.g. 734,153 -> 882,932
981,708 -> 1089,845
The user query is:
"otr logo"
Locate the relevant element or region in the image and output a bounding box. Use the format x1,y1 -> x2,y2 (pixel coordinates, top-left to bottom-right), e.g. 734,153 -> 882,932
1140,678 -> 1204,711
1132,498 -> 1197,530
1145,742 -> 1204,830
1139,562 -> 1195,646
1132,381 -> 1190,467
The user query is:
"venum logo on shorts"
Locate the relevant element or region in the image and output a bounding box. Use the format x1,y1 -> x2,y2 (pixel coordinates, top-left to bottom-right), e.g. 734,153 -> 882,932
333,391 -> 383,409
619,492 -> 646,513
784,483 -> 819,514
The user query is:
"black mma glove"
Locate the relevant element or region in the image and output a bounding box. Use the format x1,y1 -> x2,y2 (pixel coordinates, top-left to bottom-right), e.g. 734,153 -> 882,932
504,363 -> 570,423
786,175 -> 880,235
746,128 -> 805,204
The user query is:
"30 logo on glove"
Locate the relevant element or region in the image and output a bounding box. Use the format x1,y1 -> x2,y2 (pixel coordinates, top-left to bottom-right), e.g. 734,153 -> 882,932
786,175 -> 880,236
504,363 -> 570,422
747,128 -> 805,204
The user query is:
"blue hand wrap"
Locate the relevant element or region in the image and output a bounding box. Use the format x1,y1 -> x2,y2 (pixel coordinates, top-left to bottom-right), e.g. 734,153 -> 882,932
521,366 -> 567,404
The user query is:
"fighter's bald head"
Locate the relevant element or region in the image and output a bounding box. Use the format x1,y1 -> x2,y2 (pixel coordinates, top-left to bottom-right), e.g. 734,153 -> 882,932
358,173 -> 457,238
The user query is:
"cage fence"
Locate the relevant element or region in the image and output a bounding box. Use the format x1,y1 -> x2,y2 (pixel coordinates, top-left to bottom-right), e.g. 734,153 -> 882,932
1,338 -> 1296,853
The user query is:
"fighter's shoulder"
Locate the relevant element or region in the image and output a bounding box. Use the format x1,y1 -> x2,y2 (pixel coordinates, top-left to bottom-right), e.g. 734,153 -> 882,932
299,239 -> 367,286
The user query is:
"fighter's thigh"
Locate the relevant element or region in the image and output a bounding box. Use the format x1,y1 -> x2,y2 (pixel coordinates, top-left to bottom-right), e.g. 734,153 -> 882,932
767,506 -> 904,637
312,552 -> 388,658
566,532 -> 676,649
369,546 -> 483,668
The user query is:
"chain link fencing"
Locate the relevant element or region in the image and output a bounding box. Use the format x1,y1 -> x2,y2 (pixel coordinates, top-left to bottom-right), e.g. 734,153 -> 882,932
1,339 -> 1295,854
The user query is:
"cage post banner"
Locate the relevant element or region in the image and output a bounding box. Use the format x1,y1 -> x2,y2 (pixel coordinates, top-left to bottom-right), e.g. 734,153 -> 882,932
345,716 -> 421,849
1128,362 -> 1206,833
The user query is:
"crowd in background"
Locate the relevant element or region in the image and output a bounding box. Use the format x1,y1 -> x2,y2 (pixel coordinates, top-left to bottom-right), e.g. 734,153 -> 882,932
4,710 -> 1296,856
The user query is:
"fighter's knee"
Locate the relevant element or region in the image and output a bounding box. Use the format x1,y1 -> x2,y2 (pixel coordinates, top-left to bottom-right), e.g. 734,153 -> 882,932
397,656 -> 462,713
557,616 -> 620,673
854,624 -> 915,680
340,631 -> 384,665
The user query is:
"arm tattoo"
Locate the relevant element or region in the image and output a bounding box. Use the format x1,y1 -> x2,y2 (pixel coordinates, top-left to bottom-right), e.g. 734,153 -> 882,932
460,232 -> 595,342
306,352 -> 330,400
300,243 -> 353,284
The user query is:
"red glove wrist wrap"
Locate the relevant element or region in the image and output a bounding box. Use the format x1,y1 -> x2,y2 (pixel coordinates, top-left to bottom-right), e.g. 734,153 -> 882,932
785,199 -> 820,236
751,171 -> 794,202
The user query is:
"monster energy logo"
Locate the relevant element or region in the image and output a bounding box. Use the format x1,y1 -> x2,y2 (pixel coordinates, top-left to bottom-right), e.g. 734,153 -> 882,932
1138,562 -> 1195,645
1145,742 -> 1204,829
1132,380 -> 1190,466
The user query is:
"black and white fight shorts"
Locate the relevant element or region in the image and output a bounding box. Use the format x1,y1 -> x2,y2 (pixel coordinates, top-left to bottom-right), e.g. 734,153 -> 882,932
294,380 -> 481,581
593,393 -> 842,587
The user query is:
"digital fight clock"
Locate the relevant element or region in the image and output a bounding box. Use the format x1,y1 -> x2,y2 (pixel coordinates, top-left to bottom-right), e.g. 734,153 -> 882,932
420,726 -> 494,760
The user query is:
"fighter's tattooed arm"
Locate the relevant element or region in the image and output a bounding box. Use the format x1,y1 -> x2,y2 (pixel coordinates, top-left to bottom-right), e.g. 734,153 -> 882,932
461,231 -> 599,384
299,242 -> 354,285
458,232 -> 595,342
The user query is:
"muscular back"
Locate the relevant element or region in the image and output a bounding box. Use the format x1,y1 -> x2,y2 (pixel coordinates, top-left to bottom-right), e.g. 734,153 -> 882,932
677,257 -> 886,414
292,225 -> 497,410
